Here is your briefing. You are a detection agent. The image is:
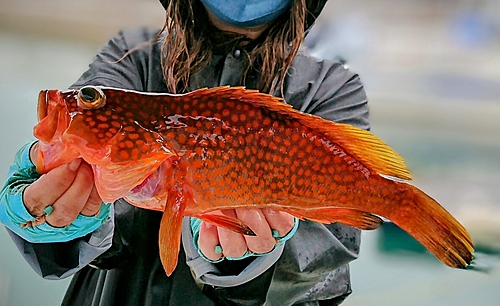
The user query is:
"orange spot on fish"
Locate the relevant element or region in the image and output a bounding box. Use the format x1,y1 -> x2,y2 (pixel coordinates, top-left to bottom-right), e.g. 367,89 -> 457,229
165,132 -> 175,140
194,147 -> 203,156
96,115 -> 108,122
269,142 -> 278,151
186,127 -> 197,134
191,159 -> 203,169
205,159 -> 214,169
177,134 -> 187,144
131,148 -> 140,159
119,150 -> 129,159
144,133 -> 154,143
237,149 -> 244,159
124,141 -> 134,149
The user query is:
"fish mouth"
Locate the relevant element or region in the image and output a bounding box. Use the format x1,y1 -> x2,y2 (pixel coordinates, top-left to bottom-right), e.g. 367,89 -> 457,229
37,90 -> 48,121
37,89 -> 59,121
34,89 -> 73,173
34,89 -> 69,144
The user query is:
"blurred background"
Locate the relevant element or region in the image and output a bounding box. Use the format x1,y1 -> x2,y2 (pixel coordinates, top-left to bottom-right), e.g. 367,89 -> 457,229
0,0 -> 499,305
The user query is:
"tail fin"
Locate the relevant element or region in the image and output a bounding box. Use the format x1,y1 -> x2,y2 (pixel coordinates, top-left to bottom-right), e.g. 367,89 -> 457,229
390,182 -> 474,269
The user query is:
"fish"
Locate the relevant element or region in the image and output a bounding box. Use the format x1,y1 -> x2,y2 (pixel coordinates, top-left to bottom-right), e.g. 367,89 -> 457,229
32,85 -> 474,276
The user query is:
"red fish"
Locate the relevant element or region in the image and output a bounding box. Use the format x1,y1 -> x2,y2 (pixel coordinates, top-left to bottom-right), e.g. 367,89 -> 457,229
33,86 -> 473,276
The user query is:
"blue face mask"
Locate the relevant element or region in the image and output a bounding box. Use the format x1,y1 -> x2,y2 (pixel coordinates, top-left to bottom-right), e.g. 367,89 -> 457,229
200,0 -> 293,28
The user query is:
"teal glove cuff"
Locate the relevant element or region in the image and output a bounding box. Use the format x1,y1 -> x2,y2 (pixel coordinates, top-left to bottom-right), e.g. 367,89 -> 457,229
191,216 -> 299,263
0,141 -> 112,243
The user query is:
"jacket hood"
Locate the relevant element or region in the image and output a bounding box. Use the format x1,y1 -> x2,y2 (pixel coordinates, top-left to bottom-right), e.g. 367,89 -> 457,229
158,0 -> 328,32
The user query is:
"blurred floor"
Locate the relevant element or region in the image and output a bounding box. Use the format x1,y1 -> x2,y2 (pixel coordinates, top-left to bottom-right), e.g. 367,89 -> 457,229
0,0 -> 499,305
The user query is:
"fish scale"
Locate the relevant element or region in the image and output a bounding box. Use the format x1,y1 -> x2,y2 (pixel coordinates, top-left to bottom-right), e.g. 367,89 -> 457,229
33,86 -> 473,276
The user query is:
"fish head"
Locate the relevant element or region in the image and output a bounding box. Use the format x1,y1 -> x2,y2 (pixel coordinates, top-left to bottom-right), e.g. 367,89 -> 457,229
35,86 -> 112,171
34,86 -> 175,205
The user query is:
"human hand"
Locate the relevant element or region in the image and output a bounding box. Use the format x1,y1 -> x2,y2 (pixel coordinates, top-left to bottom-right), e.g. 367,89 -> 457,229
197,208 -> 296,261
23,142 -> 102,227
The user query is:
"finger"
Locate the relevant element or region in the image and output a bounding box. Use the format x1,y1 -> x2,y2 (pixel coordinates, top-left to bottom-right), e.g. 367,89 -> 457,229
23,158 -> 82,216
46,162 -> 94,227
80,183 -> 102,217
217,210 -> 247,258
29,142 -> 39,165
198,222 -> 223,261
261,209 -> 296,238
236,208 -> 275,254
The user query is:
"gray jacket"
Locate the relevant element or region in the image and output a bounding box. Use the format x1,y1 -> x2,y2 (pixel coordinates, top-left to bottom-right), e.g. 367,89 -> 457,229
9,23 -> 369,305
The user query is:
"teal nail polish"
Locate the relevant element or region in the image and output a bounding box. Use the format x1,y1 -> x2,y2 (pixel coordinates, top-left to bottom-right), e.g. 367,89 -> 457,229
43,206 -> 53,216
215,245 -> 223,254
272,229 -> 280,238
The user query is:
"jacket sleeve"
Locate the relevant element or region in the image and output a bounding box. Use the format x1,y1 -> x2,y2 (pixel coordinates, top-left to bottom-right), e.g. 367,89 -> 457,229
0,29 -> 148,280
0,142 -> 114,279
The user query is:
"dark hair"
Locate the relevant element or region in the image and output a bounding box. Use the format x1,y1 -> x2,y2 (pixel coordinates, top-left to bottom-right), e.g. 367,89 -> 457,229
161,0 -> 307,94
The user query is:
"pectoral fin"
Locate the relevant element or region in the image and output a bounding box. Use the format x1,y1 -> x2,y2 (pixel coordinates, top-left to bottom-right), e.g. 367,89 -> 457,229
158,187 -> 186,276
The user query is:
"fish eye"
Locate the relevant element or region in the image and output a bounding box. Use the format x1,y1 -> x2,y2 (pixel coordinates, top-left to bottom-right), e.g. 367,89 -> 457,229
77,86 -> 106,109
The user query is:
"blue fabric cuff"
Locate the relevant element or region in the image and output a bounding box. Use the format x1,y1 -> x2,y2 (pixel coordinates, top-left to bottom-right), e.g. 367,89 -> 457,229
191,215 -> 299,263
0,141 -> 112,243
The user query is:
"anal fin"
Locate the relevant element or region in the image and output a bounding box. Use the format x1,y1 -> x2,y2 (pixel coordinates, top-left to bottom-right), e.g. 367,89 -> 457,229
195,213 -> 256,236
287,207 -> 384,230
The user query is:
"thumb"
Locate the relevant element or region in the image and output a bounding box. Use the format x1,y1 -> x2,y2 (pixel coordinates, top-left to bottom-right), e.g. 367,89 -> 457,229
23,158 -> 82,216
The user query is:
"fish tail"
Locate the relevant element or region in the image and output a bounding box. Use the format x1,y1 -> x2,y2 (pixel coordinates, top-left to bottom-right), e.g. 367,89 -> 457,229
389,182 -> 474,269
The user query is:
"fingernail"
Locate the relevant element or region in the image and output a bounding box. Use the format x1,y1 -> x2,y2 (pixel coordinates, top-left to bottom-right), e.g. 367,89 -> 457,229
271,229 -> 280,238
43,205 -> 53,216
215,245 -> 223,254
68,158 -> 82,171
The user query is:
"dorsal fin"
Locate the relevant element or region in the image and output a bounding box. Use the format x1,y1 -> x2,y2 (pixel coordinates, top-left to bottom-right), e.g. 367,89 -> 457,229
186,86 -> 411,181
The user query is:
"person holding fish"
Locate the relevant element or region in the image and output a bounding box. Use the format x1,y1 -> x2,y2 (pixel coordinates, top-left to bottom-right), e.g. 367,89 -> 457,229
1,0 -> 472,305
